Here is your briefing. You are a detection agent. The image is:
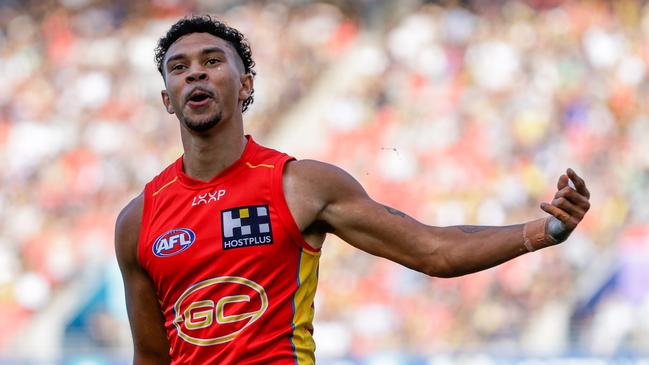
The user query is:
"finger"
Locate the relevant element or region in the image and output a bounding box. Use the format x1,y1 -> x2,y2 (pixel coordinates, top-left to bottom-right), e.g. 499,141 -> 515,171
557,174 -> 569,191
555,187 -> 591,211
540,202 -> 578,229
551,196 -> 587,219
566,168 -> 590,199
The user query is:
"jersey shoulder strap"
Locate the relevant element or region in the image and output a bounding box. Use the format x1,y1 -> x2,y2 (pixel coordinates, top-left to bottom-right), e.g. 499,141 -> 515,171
137,159 -> 180,266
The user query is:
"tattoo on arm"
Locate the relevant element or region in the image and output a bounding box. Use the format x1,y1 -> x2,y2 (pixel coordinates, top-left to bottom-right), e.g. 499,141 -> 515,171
457,226 -> 490,233
383,205 -> 406,218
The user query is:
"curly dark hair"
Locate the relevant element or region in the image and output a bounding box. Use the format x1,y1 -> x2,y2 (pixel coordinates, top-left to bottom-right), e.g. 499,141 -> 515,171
155,15 -> 256,112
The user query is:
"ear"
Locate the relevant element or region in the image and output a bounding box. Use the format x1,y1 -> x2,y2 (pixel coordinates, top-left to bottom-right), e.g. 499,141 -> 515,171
238,73 -> 253,102
161,90 -> 175,114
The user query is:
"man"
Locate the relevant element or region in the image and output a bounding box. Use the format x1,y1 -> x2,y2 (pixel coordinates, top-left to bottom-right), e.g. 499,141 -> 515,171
115,15 -> 591,365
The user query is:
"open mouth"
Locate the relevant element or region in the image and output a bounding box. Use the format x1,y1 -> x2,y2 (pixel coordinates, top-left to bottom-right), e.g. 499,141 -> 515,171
186,90 -> 213,108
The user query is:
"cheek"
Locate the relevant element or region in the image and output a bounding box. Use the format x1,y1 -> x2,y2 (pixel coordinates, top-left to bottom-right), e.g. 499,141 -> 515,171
164,92 -> 183,114
167,85 -> 184,105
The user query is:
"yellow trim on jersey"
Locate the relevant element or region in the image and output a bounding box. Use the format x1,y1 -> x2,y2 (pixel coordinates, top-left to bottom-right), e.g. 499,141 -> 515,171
291,248 -> 320,365
152,176 -> 178,197
246,162 -> 275,169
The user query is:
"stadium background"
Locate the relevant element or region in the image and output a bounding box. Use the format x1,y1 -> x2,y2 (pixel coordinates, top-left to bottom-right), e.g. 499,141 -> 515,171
1,0 -> 649,364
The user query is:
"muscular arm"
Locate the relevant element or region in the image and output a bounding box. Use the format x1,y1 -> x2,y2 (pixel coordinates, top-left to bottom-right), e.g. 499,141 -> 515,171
284,161 -> 590,278
115,194 -> 171,364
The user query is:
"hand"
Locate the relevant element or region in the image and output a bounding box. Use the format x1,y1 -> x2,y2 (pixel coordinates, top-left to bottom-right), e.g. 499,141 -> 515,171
540,168 -> 591,243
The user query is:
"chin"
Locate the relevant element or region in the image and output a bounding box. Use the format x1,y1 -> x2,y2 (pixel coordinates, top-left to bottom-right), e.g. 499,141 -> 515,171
183,112 -> 223,133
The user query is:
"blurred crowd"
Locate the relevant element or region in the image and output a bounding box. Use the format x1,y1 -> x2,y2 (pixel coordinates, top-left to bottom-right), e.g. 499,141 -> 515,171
0,0 -> 357,359
311,0 -> 649,359
1,0 -> 648,363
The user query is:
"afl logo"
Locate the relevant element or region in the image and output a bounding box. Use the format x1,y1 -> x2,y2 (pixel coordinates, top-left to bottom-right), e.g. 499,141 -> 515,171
173,276 -> 268,346
153,228 -> 196,257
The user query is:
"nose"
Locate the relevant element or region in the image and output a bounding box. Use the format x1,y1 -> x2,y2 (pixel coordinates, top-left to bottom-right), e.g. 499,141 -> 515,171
185,67 -> 208,83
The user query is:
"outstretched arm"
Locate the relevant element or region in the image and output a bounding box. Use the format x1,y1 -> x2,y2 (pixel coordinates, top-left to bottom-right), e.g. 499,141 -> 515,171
115,194 -> 171,364
286,161 -> 590,278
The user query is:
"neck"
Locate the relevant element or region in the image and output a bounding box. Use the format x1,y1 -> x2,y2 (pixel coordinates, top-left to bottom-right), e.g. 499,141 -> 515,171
179,118 -> 247,182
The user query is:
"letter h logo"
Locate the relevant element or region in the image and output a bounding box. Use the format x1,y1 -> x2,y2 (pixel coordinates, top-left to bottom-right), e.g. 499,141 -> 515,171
220,205 -> 273,250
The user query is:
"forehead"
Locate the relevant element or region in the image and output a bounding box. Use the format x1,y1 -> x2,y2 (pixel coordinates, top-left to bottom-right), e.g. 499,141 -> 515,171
165,32 -> 236,61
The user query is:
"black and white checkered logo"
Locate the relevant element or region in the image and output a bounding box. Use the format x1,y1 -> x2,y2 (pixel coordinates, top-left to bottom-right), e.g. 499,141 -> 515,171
221,205 -> 273,250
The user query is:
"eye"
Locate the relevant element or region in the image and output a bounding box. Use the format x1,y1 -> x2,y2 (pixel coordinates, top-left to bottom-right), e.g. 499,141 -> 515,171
172,64 -> 186,71
207,58 -> 220,65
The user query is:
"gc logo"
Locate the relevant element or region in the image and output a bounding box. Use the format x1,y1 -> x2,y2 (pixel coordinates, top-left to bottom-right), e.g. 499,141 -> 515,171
172,276 -> 268,346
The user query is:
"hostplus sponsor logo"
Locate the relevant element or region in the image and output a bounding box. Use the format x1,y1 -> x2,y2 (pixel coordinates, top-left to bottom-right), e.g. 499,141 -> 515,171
153,228 -> 196,257
192,189 -> 226,207
221,205 -> 272,250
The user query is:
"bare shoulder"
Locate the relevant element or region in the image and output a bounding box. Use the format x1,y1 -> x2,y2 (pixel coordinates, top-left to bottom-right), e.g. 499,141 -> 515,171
283,159 -> 368,205
283,159 -> 340,181
282,159 -> 371,245
115,193 -> 144,266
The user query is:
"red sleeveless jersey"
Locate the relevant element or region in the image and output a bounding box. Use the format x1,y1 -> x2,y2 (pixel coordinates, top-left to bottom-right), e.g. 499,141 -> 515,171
138,136 -> 320,364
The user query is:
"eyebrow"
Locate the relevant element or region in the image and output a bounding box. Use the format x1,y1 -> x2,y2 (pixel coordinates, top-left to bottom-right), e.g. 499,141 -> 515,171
165,47 -> 227,67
